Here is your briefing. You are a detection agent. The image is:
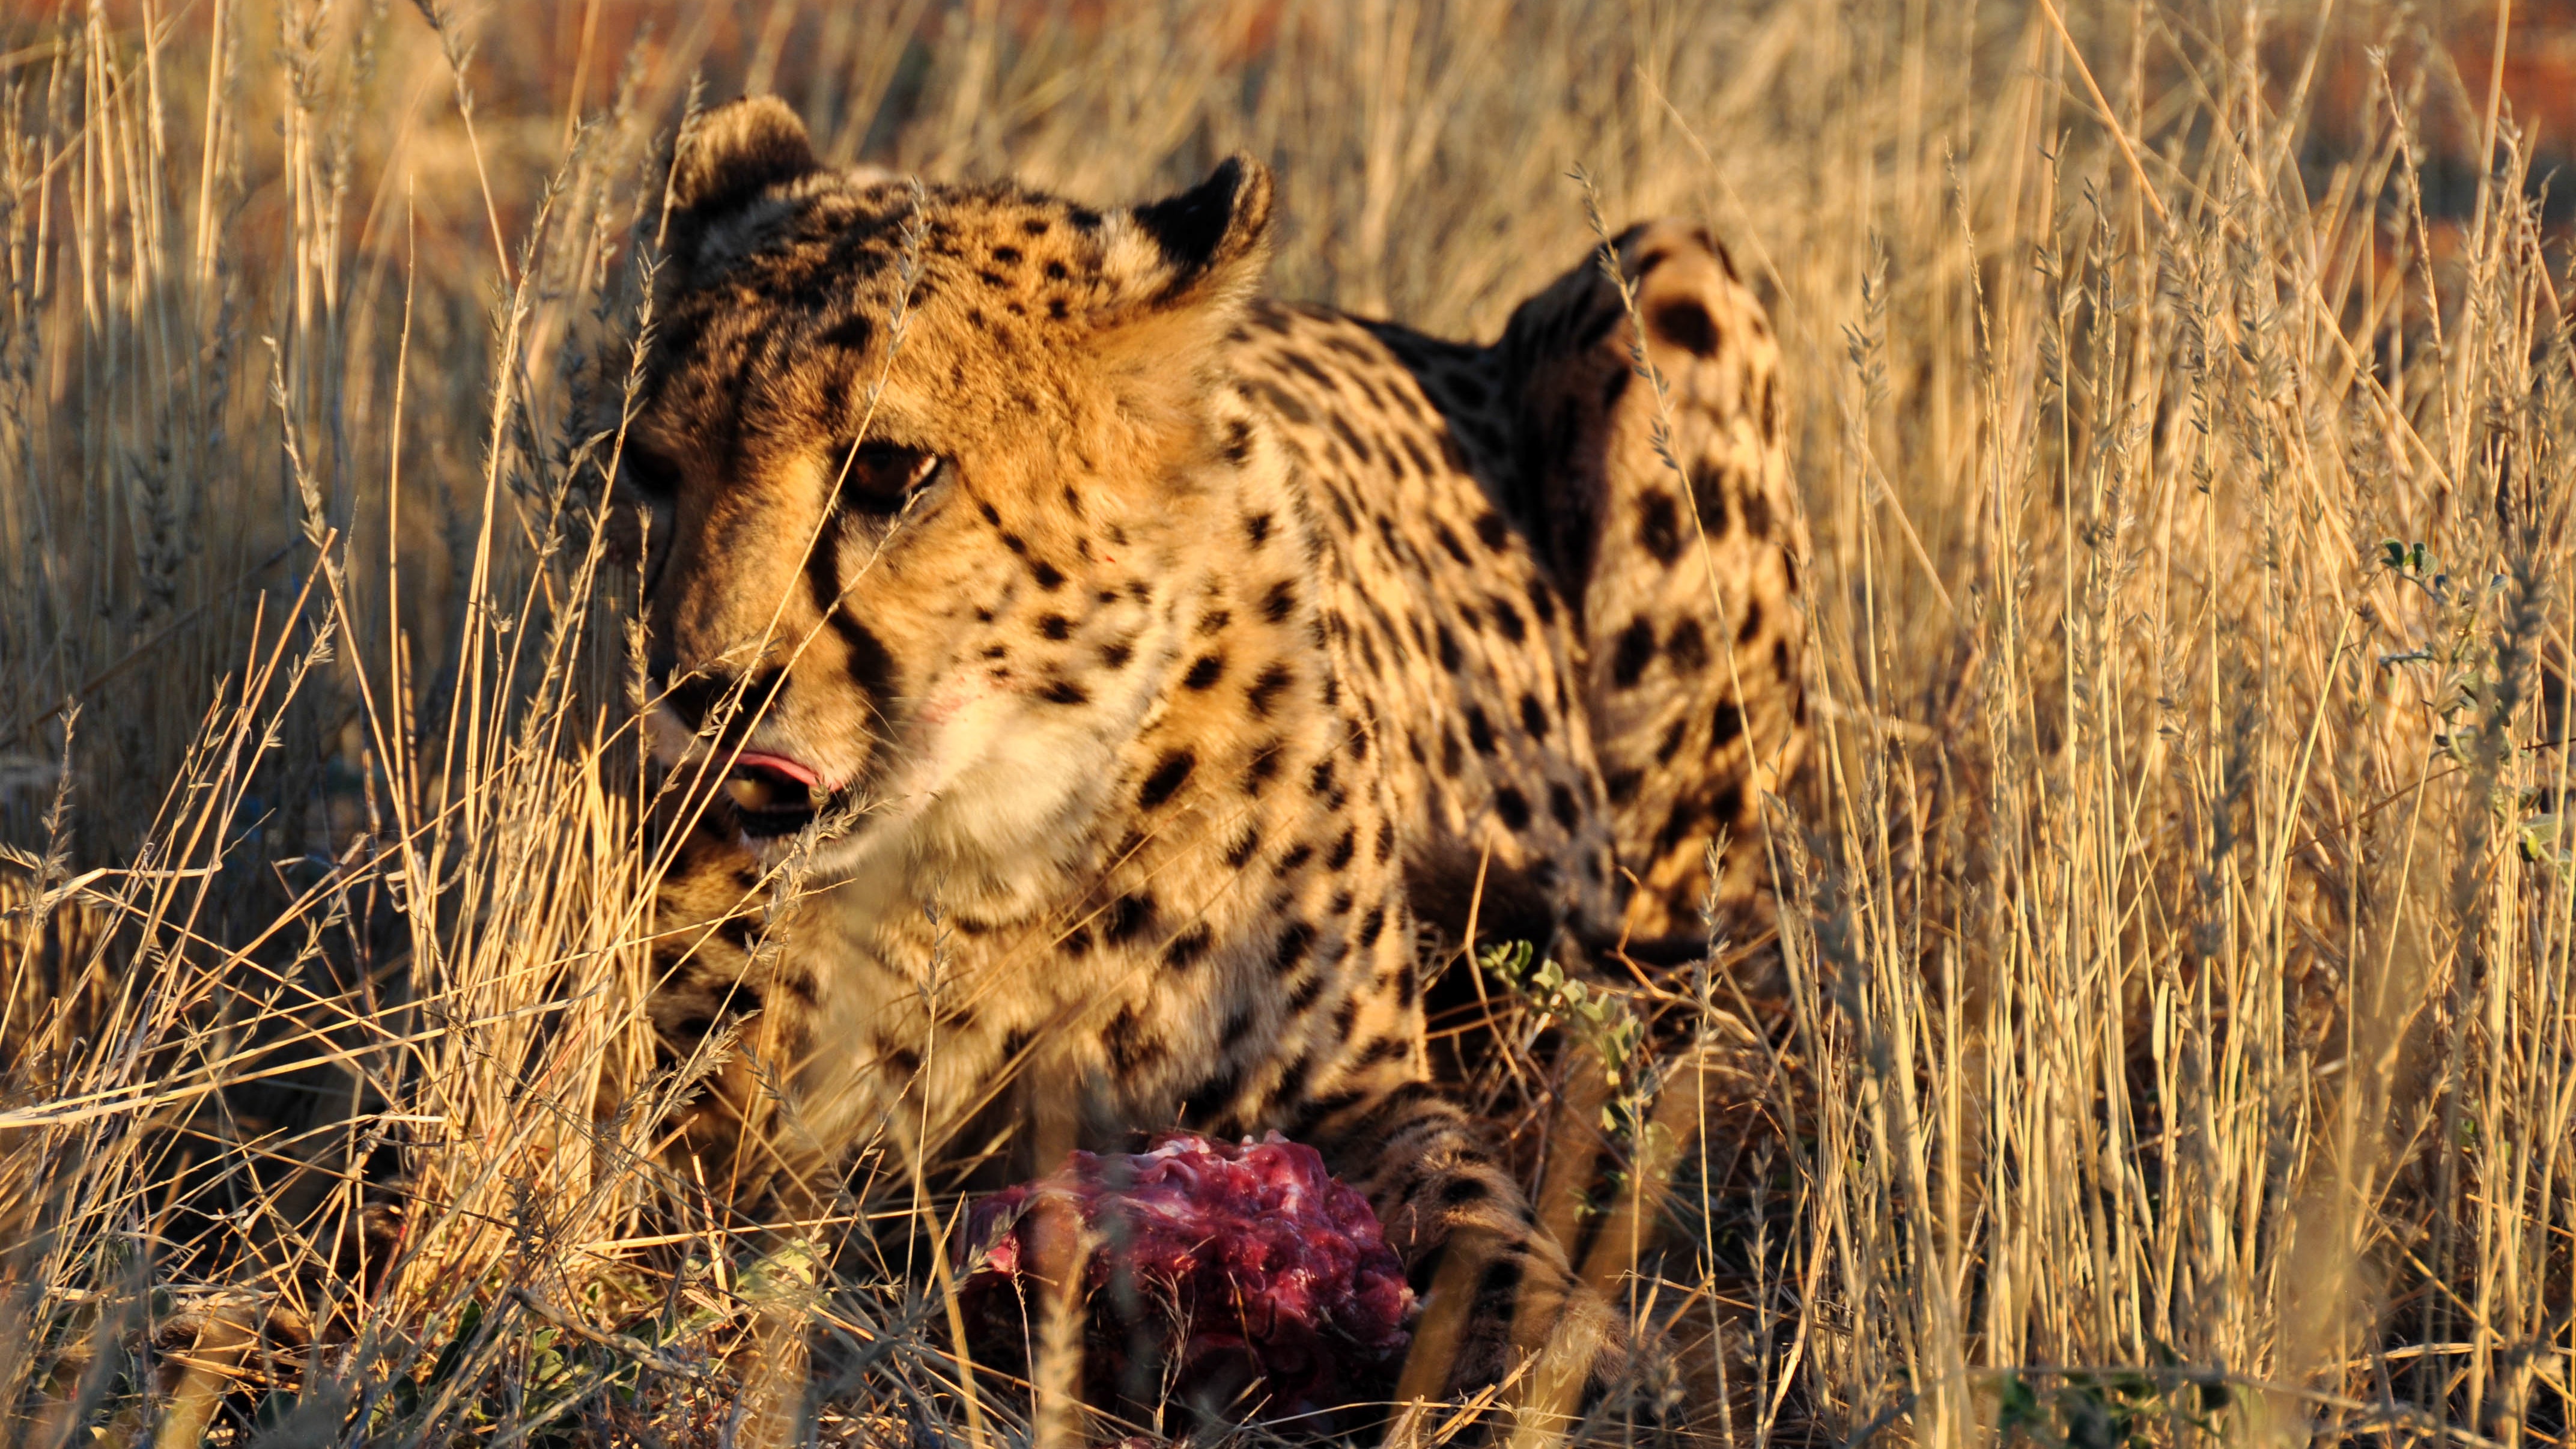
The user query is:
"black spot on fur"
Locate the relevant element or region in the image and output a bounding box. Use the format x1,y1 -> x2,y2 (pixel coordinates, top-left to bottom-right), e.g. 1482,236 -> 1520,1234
1353,1035 -> 1408,1068
1691,461 -> 1732,534
1435,625 -> 1463,672
1654,799 -> 1702,854
1647,721 -> 1684,770
1441,1177 -> 1490,1206
1139,751 -> 1196,809
1774,637 -> 1794,679
1474,1253 -> 1526,1305
1487,596 -> 1526,642
1164,924 -> 1212,971
1310,759 -> 1337,797
1040,678 -> 1089,705
1104,1004 -> 1158,1072
1326,827 -> 1358,871
1101,640 -> 1134,669
1741,488 -> 1773,539
1105,893 -> 1156,944
1712,781 -> 1745,825
1441,730 -> 1463,778
1031,559 -> 1066,590
1283,350 -> 1338,391
1737,595 -> 1765,645
1548,782 -> 1581,830
1248,663 -> 1294,717
1180,1068 -> 1242,1128
1474,511 -> 1510,550
1668,618 -> 1709,673
1356,906 -> 1387,949
1520,692 -> 1551,738
1276,841 -> 1315,874
1399,433 -> 1433,477
1244,508 -> 1272,543
1611,616 -> 1656,688
1639,489 -> 1684,565
1262,580 -> 1297,622
1184,654 -> 1226,689
1331,995 -> 1363,1041
818,313 -> 873,350
1605,768 -> 1642,804
1253,378 -> 1313,427
1494,786 -> 1532,832
1272,921 -> 1315,974
1602,364 -> 1631,408
1712,700 -> 1745,748
1375,820 -> 1396,862
1037,613 -> 1072,640
1525,576 -> 1557,625
1464,706 -> 1496,755
1245,744 -> 1281,795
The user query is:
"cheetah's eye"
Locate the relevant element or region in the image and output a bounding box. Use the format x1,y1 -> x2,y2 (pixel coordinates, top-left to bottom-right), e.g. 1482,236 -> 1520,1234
622,445 -> 684,501
831,440 -> 944,517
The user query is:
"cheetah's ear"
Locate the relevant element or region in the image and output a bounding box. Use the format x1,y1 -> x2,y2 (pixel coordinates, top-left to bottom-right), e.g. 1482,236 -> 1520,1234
670,96 -> 819,216
1100,154 -> 1276,317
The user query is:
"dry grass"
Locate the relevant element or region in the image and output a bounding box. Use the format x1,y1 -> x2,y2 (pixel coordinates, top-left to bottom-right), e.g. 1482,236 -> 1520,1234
1,0 -> 2571,1444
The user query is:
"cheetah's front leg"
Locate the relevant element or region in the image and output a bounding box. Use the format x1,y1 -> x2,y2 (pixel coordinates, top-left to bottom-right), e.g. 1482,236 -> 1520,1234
1292,1068 -> 1625,1405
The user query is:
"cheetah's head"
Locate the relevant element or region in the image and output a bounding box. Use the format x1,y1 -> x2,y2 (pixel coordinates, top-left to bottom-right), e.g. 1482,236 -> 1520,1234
612,98 -> 1274,877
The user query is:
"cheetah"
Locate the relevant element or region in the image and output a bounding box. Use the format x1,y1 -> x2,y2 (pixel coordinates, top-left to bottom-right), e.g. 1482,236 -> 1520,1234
609,97 -> 1805,1399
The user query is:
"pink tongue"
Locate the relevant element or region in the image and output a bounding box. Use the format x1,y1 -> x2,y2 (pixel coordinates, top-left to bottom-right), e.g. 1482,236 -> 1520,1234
732,750 -> 821,788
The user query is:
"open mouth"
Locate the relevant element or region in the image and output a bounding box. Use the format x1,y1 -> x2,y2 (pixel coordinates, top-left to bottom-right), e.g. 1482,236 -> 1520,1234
722,751 -> 831,839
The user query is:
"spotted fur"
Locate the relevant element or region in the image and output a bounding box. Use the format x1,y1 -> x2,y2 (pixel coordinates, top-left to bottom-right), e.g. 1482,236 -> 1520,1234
1492,222 -> 1808,941
609,96 -> 1804,1397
